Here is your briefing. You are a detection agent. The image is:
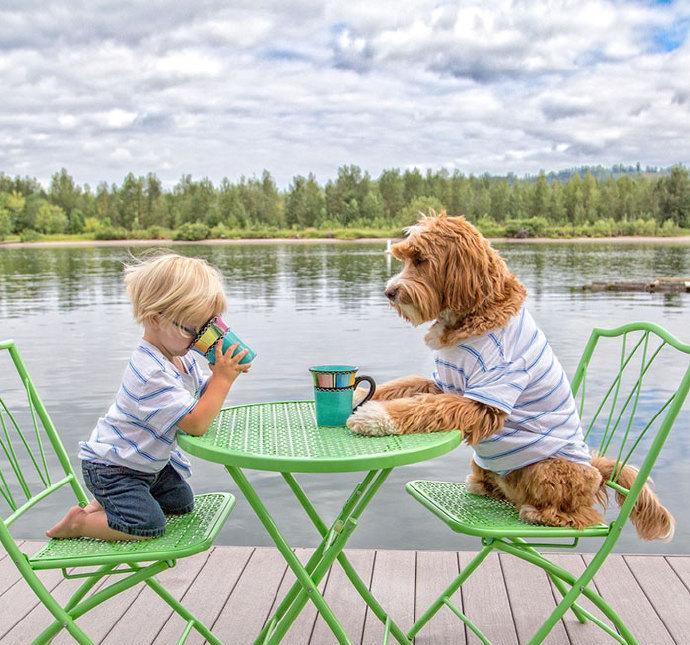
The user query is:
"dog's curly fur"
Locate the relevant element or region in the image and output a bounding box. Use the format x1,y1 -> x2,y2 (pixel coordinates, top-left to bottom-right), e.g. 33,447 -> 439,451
347,210 -> 674,540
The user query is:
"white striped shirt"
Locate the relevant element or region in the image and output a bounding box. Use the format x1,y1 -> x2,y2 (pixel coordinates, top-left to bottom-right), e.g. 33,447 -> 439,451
78,340 -> 208,479
432,307 -> 591,476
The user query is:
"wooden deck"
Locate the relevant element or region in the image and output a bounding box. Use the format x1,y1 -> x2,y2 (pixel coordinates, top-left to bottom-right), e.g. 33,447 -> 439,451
1,542 -> 689,644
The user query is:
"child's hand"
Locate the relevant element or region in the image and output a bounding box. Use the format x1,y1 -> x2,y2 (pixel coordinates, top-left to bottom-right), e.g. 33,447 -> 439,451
209,340 -> 252,382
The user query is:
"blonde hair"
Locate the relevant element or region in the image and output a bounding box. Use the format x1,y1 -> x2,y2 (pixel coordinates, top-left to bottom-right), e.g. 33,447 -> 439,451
123,251 -> 226,329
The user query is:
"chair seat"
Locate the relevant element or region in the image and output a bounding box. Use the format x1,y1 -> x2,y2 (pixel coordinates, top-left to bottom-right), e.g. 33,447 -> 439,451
30,493 -> 235,570
406,481 -> 609,538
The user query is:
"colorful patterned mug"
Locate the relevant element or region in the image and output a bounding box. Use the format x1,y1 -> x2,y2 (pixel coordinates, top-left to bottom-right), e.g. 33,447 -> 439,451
309,365 -> 376,427
190,315 -> 256,365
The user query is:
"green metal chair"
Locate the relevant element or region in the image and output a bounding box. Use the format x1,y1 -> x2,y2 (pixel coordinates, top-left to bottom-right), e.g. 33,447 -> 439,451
406,321 -> 690,645
0,339 -> 235,644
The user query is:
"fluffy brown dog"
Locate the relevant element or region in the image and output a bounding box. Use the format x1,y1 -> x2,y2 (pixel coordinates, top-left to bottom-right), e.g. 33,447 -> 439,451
347,211 -> 674,540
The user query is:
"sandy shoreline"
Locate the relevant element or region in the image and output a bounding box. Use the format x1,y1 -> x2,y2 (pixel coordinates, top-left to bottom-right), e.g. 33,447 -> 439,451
1,235 -> 690,250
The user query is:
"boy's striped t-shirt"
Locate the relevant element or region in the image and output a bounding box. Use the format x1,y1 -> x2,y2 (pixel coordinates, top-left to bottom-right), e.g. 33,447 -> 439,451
432,307 -> 591,476
78,340 -> 207,478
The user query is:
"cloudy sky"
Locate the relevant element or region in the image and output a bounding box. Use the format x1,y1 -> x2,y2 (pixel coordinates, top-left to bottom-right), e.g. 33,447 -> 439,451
1,0 -> 689,188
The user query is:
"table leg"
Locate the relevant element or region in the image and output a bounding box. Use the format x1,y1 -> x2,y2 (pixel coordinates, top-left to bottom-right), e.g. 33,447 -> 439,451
282,471 -> 413,645
226,466 -> 413,645
227,465 -> 353,644
262,469 -> 379,632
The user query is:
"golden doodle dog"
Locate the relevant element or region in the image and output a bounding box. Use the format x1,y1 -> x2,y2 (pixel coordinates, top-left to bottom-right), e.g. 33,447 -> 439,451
347,211 -> 673,540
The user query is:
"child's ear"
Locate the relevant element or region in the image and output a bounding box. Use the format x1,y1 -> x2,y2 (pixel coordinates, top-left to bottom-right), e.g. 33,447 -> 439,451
148,313 -> 162,328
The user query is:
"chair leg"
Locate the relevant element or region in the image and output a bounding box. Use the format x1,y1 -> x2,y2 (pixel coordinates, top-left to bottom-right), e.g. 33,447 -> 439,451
493,540 -> 639,645
509,538 -> 588,624
407,544 -> 493,640
63,564 -> 117,612
20,571 -> 94,645
142,567 -> 223,645
34,561 -> 171,644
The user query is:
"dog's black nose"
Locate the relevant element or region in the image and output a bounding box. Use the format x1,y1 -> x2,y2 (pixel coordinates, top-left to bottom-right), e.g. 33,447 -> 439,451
385,286 -> 398,300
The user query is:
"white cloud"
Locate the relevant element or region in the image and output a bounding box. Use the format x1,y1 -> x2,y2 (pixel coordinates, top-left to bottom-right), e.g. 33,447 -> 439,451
94,109 -> 138,130
0,0 -> 688,188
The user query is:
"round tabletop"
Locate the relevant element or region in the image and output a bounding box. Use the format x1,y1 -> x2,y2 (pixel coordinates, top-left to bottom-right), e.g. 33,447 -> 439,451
178,400 -> 462,473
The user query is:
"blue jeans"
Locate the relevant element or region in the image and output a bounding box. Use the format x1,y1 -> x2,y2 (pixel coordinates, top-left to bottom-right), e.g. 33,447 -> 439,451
81,461 -> 194,537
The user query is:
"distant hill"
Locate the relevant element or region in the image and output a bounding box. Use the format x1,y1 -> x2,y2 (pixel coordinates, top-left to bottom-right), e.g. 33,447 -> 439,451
534,164 -> 675,182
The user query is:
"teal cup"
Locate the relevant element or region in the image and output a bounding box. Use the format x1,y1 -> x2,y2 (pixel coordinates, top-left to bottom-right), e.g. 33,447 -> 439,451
208,330 -> 256,366
309,365 -> 376,427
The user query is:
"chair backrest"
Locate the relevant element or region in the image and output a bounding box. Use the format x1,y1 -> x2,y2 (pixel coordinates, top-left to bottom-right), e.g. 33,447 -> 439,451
570,322 -> 690,520
0,340 -> 86,539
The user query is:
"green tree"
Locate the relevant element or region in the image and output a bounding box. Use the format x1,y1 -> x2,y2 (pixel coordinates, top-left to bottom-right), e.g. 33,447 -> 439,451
0,207 -> 11,240
398,196 -> 444,226
360,187 -> 385,224
547,182 -> 567,223
448,172 -> 472,215
2,191 -> 26,232
67,208 -> 85,233
563,174 -> 583,224
531,173 -> 549,218
260,170 -> 284,227
286,174 -> 325,227
35,203 -> 68,234
118,173 -> 145,229
216,179 -> 247,228
402,168 -> 426,203
657,166 -> 690,227
488,180 -> 510,222
582,172 -> 600,223
49,168 -> 80,214
377,169 -> 405,220
325,165 -> 368,225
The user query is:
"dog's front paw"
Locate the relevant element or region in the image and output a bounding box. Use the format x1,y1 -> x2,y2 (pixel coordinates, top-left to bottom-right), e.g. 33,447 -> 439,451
346,401 -> 400,436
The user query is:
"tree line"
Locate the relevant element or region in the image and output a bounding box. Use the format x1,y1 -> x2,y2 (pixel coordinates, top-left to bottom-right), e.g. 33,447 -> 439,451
1,165 -> 689,240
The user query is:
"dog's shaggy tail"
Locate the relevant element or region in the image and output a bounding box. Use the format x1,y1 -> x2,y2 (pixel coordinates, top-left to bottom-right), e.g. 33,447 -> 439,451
591,455 -> 675,541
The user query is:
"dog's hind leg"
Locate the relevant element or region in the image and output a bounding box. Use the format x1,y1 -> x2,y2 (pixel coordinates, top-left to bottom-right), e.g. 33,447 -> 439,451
466,460 -> 506,500
505,459 -> 604,529
519,504 -> 604,529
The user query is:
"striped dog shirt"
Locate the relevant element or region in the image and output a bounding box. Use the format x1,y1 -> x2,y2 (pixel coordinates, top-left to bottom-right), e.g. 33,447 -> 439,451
432,307 -> 591,476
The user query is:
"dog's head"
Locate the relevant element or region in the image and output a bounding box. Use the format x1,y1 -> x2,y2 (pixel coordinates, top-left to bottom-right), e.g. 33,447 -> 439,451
385,210 -> 522,327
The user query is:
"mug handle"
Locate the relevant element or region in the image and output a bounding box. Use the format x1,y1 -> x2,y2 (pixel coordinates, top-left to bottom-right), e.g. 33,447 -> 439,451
353,376 -> 376,411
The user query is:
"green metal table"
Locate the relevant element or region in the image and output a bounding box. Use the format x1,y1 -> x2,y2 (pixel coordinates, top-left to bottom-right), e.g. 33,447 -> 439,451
178,400 -> 461,645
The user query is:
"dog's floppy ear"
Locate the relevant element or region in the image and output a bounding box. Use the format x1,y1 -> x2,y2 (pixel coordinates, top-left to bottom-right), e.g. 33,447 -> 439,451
441,218 -> 493,313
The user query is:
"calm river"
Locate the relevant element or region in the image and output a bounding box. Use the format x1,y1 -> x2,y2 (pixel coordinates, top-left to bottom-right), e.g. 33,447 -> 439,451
0,240 -> 688,553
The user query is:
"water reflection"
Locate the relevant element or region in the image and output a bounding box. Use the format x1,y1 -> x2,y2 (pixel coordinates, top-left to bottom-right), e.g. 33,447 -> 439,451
0,241 -> 688,553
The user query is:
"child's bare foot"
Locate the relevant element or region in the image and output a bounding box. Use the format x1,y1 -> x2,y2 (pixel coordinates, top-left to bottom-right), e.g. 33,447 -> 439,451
46,505 -> 86,539
83,499 -> 102,514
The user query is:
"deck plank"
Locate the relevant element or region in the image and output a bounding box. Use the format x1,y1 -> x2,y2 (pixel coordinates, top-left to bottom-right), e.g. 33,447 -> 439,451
361,549 -> 416,645
52,575 -> 142,645
548,553 -> 610,645
100,551 -> 211,645
0,545 -> 687,644
0,540 -> 23,561
583,553 -> 675,645
499,552 -> 571,644
459,551 -> 519,645
309,548 -> 375,645
209,546 -> 288,643
259,548 -> 323,645
625,554 -> 690,644
413,550 -> 466,645
152,545 -> 254,645
0,541 -> 67,640
666,555 -> 690,593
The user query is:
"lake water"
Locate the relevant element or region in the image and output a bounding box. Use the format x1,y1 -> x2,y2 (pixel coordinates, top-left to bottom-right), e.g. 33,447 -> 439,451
1,241 -> 689,553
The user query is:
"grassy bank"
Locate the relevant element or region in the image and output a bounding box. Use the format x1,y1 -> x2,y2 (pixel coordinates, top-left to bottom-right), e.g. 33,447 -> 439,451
2,217 -> 690,245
